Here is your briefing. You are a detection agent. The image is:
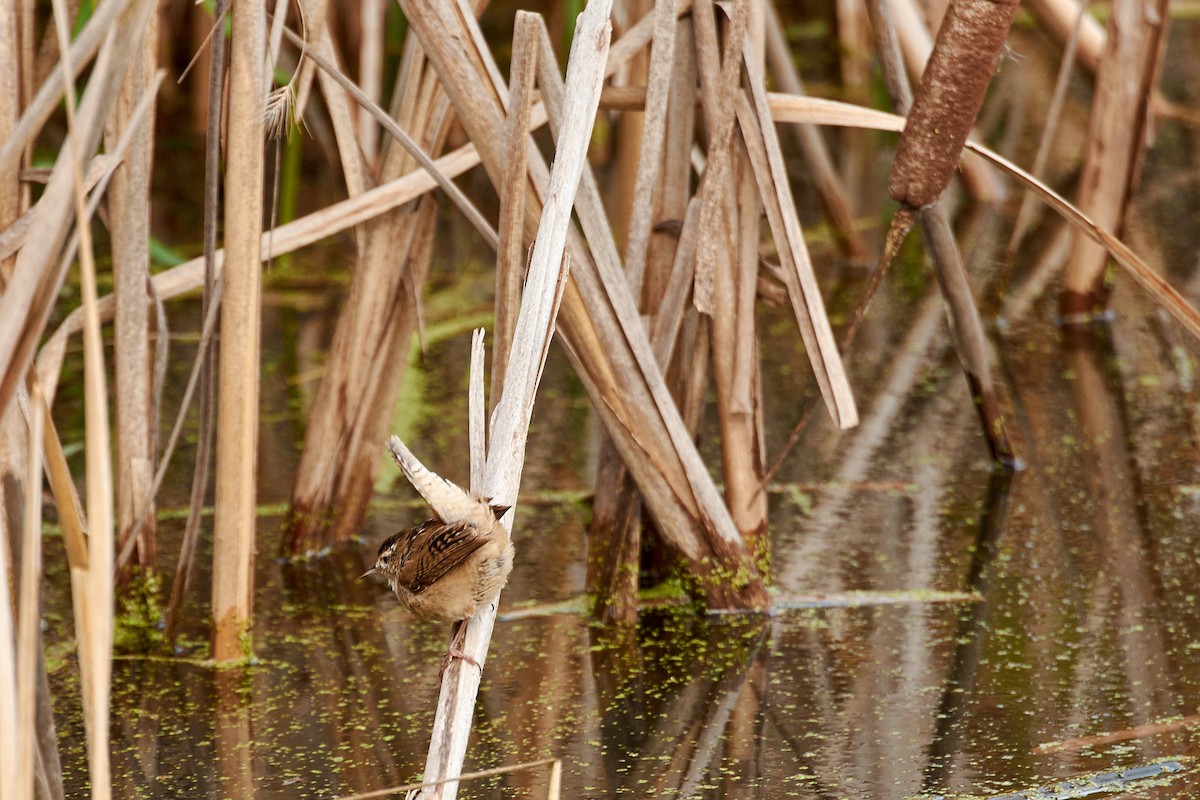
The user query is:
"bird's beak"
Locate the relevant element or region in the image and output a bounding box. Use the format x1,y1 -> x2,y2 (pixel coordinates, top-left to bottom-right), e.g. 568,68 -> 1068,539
360,567 -> 378,579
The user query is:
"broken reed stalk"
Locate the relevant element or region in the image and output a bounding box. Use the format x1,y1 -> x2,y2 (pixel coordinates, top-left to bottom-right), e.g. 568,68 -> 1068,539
468,329 -> 486,492
212,0 -> 265,663
1059,0 -> 1169,317
108,3 -> 159,573
869,0 -> 1019,464
407,8 -> 611,798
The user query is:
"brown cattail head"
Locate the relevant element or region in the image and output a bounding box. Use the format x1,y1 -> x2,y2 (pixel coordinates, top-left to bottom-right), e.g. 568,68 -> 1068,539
888,0 -> 1020,209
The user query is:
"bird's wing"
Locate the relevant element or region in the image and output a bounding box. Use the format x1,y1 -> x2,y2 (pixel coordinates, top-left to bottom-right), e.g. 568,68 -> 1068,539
397,520 -> 490,595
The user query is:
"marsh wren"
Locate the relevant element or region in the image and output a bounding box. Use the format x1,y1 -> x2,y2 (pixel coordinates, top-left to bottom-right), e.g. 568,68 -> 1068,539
363,504 -> 513,671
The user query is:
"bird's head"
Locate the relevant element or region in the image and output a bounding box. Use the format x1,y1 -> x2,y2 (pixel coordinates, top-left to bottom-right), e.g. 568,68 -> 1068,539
361,533 -> 403,579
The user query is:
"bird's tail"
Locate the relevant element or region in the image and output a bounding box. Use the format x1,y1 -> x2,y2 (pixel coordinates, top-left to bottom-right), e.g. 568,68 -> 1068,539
387,435 -> 501,529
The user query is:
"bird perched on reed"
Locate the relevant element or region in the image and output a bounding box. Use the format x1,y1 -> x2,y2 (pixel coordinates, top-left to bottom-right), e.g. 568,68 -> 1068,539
365,436 -> 514,673
364,505 -> 513,669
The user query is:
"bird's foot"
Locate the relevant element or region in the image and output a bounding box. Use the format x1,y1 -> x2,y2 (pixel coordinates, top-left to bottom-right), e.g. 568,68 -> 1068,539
439,648 -> 481,678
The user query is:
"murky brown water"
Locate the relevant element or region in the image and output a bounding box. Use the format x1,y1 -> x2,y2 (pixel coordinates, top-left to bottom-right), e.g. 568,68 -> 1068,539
37,9 -> 1200,800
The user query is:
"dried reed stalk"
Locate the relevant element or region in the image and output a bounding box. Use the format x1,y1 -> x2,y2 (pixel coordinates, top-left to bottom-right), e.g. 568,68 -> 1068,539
357,0 -> 384,162
39,392 -> 88,570
212,0 -> 265,662
1004,0 -> 1090,260
107,4 -> 159,573
0,0 -> 19,280
690,0 -> 747,317
609,0 -> 649,251
762,1 -> 868,261
693,0 -> 770,556
15,382 -> 43,800
1060,0 -> 1169,317
0,419 -> 20,796
407,7 -> 609,796
0,516 -> 16,800
493,13 -> 539,408
621,0 -> 676,298
725,136 -> 770,552
739,52 -> 858,430
1023,0 -> 1104,74
468,329 -> 486,491
917,207 -> 1015,463
400,0 -> 766,607
167,0 -> 227,640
